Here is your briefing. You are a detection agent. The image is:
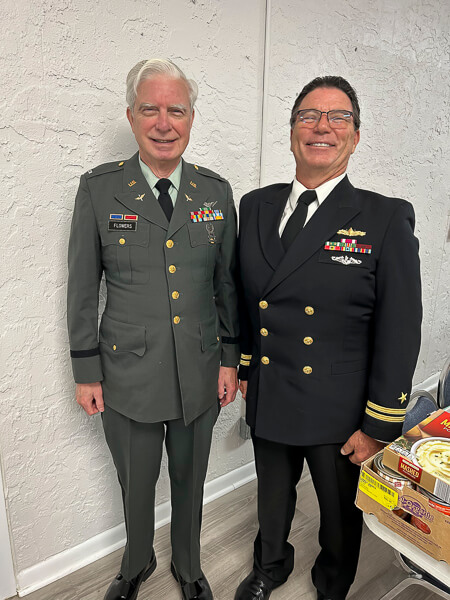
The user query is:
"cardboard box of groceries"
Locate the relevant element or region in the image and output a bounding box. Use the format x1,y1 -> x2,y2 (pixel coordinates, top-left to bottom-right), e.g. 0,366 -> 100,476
356,452 -> 450,562
382,409 -> 450,502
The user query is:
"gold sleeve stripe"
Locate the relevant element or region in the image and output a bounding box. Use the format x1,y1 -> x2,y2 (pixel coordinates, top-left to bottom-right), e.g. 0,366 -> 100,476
241,354 -> 252,360
240,360 -> 250,366
366,401 -> 407,415
365,407 -> 405,423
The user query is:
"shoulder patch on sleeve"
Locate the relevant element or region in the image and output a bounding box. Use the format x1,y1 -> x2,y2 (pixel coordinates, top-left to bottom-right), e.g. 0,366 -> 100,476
85,160 -> 126,179
193,164 -> 227,182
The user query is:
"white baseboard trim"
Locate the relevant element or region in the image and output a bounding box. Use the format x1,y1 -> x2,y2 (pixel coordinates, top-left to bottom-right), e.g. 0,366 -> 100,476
16,461 -> 257,597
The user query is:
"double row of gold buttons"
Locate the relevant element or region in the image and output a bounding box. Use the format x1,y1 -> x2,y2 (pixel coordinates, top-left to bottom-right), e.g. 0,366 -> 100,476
259,300 -> 314,374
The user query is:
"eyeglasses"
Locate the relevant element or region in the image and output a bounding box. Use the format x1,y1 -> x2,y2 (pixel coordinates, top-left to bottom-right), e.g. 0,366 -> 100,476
293,109 -> 354,129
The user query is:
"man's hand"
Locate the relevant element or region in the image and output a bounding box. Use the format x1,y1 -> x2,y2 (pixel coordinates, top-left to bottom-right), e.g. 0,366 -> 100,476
217,367 -> 238,407
341,429 -> 386,466
239,380 -> 248,400
76,382 -> 104,416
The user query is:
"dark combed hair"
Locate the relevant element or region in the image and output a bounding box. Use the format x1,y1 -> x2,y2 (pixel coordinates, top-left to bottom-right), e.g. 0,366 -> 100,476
290,76 -> 361,130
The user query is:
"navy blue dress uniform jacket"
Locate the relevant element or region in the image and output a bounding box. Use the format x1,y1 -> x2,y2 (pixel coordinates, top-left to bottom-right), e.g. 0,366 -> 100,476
67,152 -> 239,425
238,176 -> 422,445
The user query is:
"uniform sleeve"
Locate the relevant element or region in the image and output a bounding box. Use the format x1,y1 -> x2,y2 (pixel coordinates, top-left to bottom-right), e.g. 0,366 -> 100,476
67,174 -> 104,383
237,194 -> 254,381
361,201 -> 422,441
214,181 -> 240,367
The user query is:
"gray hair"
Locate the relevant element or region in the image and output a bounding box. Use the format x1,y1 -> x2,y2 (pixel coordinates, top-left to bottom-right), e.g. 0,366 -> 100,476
126,58 -> 198,112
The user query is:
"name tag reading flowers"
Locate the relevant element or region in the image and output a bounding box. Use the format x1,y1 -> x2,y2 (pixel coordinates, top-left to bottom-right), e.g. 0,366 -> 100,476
324,238 -> 372,254
108,214 -> 138,231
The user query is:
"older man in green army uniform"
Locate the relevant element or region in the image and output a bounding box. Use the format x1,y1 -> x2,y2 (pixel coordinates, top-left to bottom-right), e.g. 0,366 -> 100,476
67,59 -> 239,600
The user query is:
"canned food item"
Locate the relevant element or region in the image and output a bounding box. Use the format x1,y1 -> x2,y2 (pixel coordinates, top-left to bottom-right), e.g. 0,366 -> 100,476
373,454 -> 415,490
410,515 -> 431,534
417,487 -> 450,516
373,454 -> 413,519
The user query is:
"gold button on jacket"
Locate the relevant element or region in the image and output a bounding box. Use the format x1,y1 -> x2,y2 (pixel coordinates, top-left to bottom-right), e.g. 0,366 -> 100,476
305,306 -> 314,315
303,336 -> 313,345
119,238 -> 126,245
173,316 -> 181,324
169,265 -> 177,273
303,366 -> 312,375
261,356 -> 270,365
260,328 -> 268,336
259,300 -> 268,309
172,291 -> 180,299
166,240 -> 174,248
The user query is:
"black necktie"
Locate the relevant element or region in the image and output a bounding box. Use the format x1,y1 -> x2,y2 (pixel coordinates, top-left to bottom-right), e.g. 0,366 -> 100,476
281,190 -> 317,250
155,178 -> 173,221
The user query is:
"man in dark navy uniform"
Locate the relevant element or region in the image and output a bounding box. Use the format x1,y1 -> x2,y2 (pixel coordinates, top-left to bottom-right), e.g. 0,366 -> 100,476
235,76 -> 422,600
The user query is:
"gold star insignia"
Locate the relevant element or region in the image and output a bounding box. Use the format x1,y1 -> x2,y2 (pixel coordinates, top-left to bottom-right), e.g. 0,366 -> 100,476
398,392 -> 408,404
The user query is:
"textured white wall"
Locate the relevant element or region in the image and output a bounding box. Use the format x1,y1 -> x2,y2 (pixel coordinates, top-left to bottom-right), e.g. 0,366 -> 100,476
0,0 -> 448,585
262,0 -> 450,385
0,0 -> 263,575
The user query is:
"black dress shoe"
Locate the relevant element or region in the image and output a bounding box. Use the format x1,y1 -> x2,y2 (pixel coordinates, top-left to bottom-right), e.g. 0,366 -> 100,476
234,571 -> 272,600
171,562 -> 213,599
104,555 -> 156,600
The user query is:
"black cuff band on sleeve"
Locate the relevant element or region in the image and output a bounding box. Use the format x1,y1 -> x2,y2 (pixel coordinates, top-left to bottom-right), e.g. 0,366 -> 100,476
70,347 -> 100,358
222,336 -> 239,344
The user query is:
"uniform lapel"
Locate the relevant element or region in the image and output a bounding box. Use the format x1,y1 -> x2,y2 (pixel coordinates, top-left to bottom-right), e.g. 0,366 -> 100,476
114,152 -> 169,231
168,161 -> 206,238
259,184 -> 291,270
263,177 -> 362,296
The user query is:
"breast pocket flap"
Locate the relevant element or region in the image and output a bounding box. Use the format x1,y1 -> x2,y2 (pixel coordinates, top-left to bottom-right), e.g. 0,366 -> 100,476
100,221 -> 150,247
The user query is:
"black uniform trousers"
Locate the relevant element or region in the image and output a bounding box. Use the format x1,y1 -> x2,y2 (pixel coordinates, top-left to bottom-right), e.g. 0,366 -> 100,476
251,432 -> 362,600
102,402 -> 219,582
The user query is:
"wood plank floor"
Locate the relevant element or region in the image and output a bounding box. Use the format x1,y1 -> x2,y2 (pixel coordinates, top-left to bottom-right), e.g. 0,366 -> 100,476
10,476 -> 439,600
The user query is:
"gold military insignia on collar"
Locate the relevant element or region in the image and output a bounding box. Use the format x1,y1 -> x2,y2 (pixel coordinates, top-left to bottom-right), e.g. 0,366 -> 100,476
337,227 -> 366,236
128,180 -> 137,187
190,180 -> 197,188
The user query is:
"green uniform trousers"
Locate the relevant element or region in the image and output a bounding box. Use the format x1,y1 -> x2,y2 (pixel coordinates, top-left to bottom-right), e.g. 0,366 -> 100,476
102,402 -> 219,582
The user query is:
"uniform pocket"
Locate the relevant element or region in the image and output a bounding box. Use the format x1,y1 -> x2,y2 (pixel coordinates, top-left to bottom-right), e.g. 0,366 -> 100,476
331,359 -> 367,375
200,314 -> 220,351
187,222 -> 223,283
99,314 -> 146,356
318,249 -> 371,269
99,221 -> 150,284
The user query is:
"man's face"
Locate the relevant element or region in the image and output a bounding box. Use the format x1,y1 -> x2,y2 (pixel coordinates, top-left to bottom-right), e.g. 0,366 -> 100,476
290,86 -> 360,184
127,75 -> 194,176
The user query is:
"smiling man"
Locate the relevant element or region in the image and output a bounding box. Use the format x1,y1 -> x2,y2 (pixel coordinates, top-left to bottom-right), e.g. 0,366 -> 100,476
235,76 -> 422,600
67,59 -> 239,600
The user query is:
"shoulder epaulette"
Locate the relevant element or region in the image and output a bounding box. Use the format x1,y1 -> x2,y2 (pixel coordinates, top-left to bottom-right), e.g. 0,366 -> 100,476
85,160 -> 126,179
192,163 -> 227,182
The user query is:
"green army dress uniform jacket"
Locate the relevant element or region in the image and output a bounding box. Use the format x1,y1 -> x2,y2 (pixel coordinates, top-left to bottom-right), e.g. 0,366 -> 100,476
67,152 -> 239,424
